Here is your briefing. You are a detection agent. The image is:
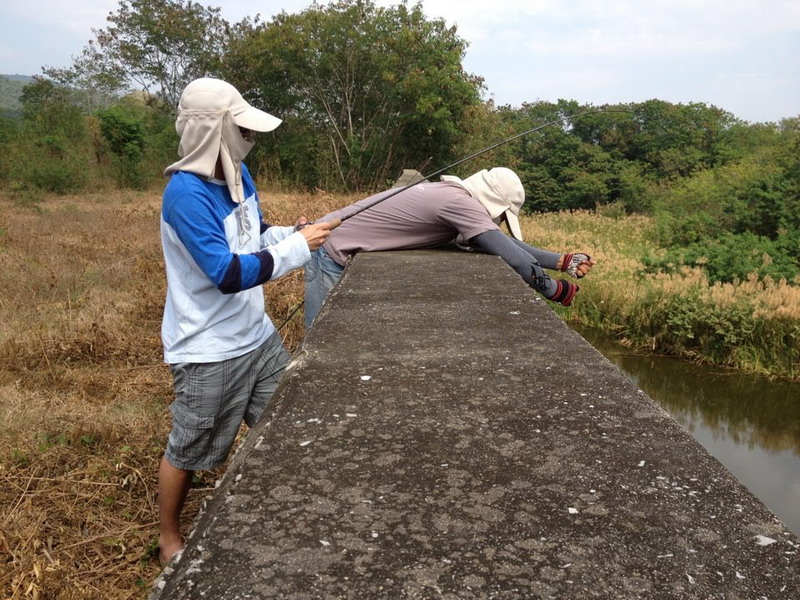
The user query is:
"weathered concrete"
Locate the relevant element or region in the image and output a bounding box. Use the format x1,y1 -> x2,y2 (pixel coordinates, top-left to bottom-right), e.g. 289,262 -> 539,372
152,250 -> 800,599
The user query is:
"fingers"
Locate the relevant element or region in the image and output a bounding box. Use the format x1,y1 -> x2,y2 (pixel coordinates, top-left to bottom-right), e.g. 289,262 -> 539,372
575,258 -> 596,278
300,222 -> 332,251
563,252 -> 595,278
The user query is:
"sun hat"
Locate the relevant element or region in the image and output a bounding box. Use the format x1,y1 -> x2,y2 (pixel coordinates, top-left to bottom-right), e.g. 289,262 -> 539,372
178,77 -> 282,133
441,167 -> 525,241
164,78 -> 282,209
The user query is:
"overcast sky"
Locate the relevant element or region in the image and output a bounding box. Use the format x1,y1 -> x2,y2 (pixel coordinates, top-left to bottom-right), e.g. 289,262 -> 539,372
1,0 -> 798,123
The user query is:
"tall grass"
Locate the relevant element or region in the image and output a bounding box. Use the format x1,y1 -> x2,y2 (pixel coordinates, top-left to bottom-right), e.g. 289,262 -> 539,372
0,187 -> 349,599
522,210 -> 800,379
1,189 -> 797,599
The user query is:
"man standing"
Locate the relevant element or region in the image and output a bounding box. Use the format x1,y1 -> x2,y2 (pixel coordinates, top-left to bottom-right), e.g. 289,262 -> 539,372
157,77 -> 331,565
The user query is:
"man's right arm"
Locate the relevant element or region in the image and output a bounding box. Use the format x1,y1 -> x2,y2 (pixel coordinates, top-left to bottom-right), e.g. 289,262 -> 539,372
164,186 -> 326,294
470,229 -> 580,306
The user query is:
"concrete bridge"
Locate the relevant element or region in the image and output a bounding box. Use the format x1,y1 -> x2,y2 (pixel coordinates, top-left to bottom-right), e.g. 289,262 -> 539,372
151,249 -> 800,599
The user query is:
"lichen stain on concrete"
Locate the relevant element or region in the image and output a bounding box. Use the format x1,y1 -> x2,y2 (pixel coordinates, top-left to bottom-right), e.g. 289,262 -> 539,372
151,251 -> 800,599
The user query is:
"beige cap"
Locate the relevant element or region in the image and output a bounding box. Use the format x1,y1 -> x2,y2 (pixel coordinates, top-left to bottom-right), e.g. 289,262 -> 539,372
164,78 -> 283,211
179,77 -> 282,132
441,167 -> 525,241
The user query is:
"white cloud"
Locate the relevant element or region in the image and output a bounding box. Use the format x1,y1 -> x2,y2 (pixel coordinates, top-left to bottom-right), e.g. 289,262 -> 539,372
1,0 -> 114,35
1,0 -> 797,121
421,0 -> 800,59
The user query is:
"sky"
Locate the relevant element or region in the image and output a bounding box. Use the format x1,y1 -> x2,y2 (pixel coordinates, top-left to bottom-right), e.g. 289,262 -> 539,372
1,0 -> 798,123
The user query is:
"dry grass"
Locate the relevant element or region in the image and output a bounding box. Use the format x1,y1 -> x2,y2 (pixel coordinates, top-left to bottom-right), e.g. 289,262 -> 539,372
0,186 -> 350,599
522,210 -> 800,378
521,208 -> 800,320
2,190 -> 797,598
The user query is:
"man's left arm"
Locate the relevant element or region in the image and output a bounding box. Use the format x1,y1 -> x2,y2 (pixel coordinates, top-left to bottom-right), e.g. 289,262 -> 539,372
470,229 -> 554,292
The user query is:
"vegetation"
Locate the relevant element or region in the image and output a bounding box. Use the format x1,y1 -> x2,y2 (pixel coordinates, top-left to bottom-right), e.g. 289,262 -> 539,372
0,188 -> 328,599
525,211 -> 800,380
1,188 -> 796,599
222,1 -> 482,190
0,0 -> 796,369
0,75 -> 32,118
0,1 -> 798,592
43,0 -> 238,108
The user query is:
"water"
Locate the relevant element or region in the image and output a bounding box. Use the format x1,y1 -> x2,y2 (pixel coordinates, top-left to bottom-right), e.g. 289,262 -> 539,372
574,324 -> 800,537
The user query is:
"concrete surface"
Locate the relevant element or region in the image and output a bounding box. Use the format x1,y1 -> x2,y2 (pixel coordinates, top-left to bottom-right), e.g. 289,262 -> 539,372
151,249 -> 800,599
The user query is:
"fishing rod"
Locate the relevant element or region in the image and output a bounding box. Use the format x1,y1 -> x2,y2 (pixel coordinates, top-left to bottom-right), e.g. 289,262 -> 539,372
279,107 -> 634,331
325,107 -> 635,229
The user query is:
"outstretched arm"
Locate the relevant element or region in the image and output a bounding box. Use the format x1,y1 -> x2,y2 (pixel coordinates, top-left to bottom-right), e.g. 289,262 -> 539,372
470,229 -> 580,306
508,238 -> 595,277
507,237 -> 562,270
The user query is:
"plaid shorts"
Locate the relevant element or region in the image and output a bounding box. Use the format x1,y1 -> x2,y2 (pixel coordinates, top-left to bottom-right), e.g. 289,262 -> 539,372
164,331 -> 290,471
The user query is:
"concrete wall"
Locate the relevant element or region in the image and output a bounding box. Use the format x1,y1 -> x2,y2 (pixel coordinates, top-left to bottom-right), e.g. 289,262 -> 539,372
152,250 -> 800,599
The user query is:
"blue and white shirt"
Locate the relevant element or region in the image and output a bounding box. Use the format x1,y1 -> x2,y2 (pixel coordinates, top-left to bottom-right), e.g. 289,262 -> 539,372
160,165 -> 309,363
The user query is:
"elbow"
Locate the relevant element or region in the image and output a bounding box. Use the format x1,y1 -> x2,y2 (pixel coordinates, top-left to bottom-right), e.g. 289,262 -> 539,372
218,255 -> 243,294
254,249 -> 275,285
217,251 -> 276,294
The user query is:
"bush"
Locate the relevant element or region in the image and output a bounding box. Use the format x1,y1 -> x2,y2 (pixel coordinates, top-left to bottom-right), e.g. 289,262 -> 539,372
0,115 -> 20,183
642,231 -> 799,285
96,107 -> 148,189
143,111 -> 179,176
603,274 -> 800,378
5,78 -> 93,194
6,134 -> 88,194
28,158 -> 88,194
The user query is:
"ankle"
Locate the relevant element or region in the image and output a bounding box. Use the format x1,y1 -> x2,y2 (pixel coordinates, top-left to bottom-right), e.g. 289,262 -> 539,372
158,534 -> 185,565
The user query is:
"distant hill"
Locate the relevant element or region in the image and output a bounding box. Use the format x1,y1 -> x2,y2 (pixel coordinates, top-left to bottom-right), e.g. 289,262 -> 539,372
1,74 -> 34,117
3,74 -> 34,83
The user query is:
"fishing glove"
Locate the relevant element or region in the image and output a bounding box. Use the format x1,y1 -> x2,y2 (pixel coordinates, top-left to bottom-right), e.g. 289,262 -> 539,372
561,252 -> 592,278
549,279 -> 579,306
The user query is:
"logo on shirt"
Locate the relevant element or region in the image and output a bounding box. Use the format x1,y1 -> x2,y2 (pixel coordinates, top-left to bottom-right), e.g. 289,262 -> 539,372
235,203 -> 253,246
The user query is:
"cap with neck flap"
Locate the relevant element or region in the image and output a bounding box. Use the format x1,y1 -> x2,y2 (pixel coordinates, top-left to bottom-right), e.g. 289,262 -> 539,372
441,167 -> 525,241
164,78 -> 282,206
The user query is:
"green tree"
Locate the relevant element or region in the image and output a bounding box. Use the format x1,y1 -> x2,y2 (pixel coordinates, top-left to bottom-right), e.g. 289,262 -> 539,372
0,114 -> 20,183
498,101 -> 647,212
642,231 -> 799,285
96,104 -> 147,188
774,119 -> 800,238
624,100 -> 736,179
225,0 -> 483,191
53,0 -> 239,108
645,116 -> 800,283
8,77 -> 91,193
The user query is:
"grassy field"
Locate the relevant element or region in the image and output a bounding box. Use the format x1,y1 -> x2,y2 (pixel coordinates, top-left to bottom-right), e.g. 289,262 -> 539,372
0,187 -> 351,599
1,187 -> 798,599
525,209 -> 800,379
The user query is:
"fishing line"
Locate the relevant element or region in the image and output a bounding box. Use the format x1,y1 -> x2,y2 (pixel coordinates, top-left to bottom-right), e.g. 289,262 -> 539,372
282,107 -> 635,330
330,107 -> 636,226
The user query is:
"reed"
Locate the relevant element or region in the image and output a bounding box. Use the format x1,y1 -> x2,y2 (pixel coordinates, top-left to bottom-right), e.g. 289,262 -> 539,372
521,210 -> 800,379
1,190 -> 797,599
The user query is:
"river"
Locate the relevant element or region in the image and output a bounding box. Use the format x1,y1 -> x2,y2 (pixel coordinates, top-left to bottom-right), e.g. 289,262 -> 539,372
574,324 -> 800,537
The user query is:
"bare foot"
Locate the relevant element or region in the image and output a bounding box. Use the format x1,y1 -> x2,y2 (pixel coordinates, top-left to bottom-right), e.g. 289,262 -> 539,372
158,537 -> 184,567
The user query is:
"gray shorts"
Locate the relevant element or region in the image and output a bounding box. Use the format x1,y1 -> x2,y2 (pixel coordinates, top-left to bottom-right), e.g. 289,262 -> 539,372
164,331 -> 289,471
